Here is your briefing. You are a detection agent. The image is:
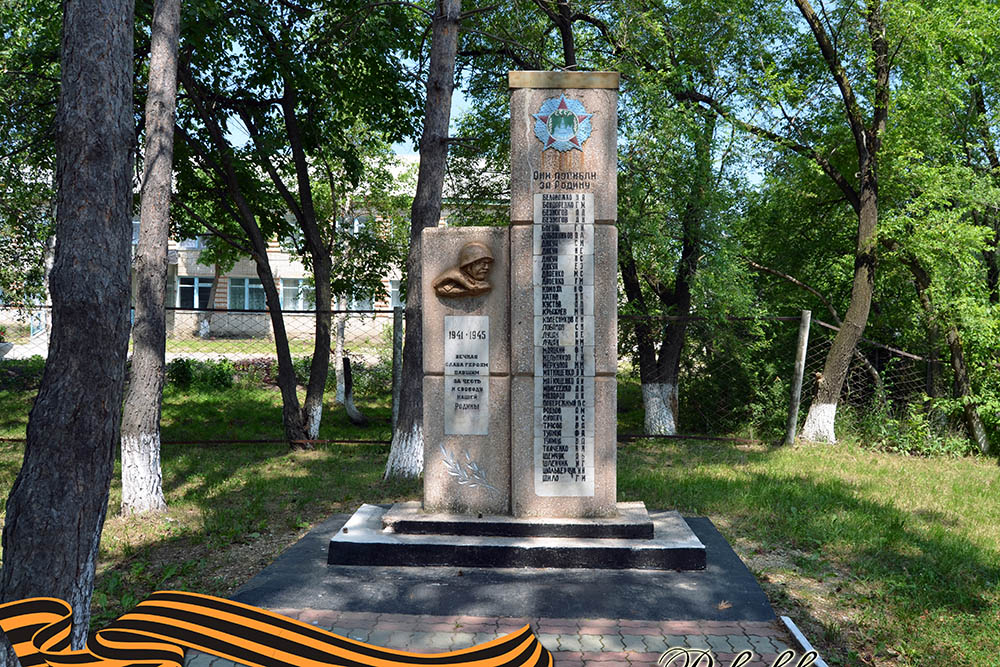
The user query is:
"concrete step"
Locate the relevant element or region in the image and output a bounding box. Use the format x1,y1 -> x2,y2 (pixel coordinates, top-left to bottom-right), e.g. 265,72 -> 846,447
328,504 -> 706,570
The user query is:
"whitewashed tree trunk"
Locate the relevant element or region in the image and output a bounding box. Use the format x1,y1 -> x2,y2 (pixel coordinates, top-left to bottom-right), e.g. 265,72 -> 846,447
385,422 -> 423,478
641,383 -> 677,436
121,432 -> 166,513
801,401 -> 837,443
335,305 -> 346,403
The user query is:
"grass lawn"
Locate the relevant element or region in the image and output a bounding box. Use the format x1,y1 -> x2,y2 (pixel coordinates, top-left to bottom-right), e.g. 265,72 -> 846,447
1,366 -> 998,665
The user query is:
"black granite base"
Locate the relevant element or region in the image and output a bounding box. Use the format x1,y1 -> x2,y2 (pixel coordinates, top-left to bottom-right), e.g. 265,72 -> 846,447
328,504 -> 706,570
382,501 -> 655,539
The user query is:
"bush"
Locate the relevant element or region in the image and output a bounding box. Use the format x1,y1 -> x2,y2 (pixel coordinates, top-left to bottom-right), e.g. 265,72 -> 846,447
166,358 -> 195,389
166,358 -> 234,391
0,355 -> 46,391
198,359 -> 234,390
351,355 -> 393,399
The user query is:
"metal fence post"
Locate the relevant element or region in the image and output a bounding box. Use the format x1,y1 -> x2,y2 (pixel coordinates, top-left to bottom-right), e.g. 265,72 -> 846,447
391,306 -> 403,429
784,309 -> 811,445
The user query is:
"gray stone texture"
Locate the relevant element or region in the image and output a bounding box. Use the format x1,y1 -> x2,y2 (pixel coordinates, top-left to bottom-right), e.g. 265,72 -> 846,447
422,227 -> 510,376
510,225 -> 535,377
423,375 -> 511,514
593,225 -> 618,377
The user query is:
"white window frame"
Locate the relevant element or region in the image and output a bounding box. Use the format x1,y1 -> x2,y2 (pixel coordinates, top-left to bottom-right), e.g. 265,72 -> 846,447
280,278 -> 314,312
389,279 -> 403,308
177,276 -> 214,309
228,277 -> 267,311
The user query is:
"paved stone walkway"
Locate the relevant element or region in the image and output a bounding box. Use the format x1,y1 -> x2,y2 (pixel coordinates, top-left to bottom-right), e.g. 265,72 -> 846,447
185,609 -> 803,667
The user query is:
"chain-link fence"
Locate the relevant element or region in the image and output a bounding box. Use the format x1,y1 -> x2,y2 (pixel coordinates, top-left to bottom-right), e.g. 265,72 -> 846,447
3,305 -> 963,447
0,306 -> 399,362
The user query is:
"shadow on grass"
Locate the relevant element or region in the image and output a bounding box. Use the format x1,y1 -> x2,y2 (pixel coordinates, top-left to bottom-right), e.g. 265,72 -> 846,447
619,438 -> 1000,657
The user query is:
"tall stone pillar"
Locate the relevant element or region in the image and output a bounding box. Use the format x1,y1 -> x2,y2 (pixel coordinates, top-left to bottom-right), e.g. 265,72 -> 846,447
508,71 -> 619,518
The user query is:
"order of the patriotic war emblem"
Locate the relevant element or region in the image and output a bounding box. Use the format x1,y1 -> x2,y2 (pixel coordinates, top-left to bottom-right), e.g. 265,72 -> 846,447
532,95 -> 593,152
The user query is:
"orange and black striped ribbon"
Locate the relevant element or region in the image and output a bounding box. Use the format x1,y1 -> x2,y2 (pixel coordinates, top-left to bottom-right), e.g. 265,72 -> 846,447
0,591 -> 552,667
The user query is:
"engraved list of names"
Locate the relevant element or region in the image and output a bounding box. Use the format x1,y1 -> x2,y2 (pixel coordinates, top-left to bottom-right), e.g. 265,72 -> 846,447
533,192 -> 595,496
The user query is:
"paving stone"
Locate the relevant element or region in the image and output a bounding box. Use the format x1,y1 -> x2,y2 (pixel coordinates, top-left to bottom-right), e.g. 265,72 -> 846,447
640,635 -> 671,654
378,612 -> 416,622
386,632 -> 414,648
472,632 -> 500,645
297,609 -> 339,626
184,650 -> 214,667
429,633 -> 453,650
660,635 -> 686,650
579,634 -> 604,652
337,611 -> 380,624
344,628 -> 370,642
366,631 -> 394,648
600,635 -> 625,651
375,621 -> 419,632
749,636 -> 776,653
683,635 -> 711,650
584,652 -> 630,662
455,623 -> 496,634
620,634 -> 646,652
660,622 -> 706,635
422,622 -> 460,632
772,639 -> 792,653
577,620 -> 619,634
417,615 -> 460,625
618,621 -> 660,635
705,635 -> 732,653
557,635 -> 583,651
628,652 -> 663,666
726,634 -> 755,652
450,632 -> 476,649
537,634 -> 560,651
406,633 -> 437,651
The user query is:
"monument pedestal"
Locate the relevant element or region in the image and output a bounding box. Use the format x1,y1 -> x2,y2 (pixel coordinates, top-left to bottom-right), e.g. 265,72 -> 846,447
327,71 -> 706,572
327,502 -> 706,570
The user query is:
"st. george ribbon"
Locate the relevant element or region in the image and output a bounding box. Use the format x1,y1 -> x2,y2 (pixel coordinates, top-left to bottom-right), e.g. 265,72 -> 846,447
0,592 -> 552,667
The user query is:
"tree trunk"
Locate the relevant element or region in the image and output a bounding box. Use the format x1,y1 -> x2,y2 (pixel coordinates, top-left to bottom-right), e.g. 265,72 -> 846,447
385,0 -> 461,479
178,67 -> 310,448
618,111 -> 711,437
801,157 -> 878,443
197,263 -> 221,338
257,263 -> 310,445
302,253 -> 331,439
904,254 -> 990,455
121,0 -> 180,516
334,298 -> 346,403
945,326 -> 990,455
0,0 -> 134,662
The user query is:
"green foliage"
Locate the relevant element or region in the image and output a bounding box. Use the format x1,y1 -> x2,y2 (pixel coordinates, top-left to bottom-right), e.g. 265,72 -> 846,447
841,401 -> 976,458
0,355 -> 46,391
165,359 -> 234,391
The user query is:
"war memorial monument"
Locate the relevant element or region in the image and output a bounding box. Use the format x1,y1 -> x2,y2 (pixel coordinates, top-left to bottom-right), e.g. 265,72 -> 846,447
328,71 -> 706,570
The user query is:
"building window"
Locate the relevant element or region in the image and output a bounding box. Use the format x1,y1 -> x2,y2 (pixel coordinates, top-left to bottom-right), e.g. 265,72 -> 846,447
348,294 -> 373,311
132,219 -> 141,245
281,278 -> 314,311
229,277 -> 266,310
177,236 -> 208,250
389,280 -> 403,308
178,277 -> 213,309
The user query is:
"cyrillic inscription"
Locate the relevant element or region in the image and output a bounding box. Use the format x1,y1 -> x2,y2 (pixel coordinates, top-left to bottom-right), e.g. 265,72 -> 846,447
533,193 -> 595,496
444,315 -> 489,435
